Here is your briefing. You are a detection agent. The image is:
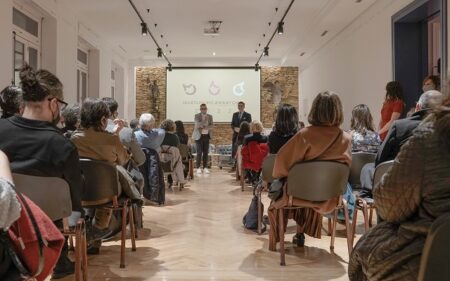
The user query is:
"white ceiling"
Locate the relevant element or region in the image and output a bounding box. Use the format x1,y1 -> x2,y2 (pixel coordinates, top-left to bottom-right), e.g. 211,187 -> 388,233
69,0 -> 376,66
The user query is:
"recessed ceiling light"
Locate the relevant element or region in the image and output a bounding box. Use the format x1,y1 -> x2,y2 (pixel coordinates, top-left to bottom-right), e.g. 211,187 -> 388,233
321,30 -> 328,37
300,52 -> 306,56
213,52 -> 216,56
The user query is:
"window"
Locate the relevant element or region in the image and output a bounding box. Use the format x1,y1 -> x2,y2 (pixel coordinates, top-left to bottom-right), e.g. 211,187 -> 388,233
111,69 -> 116,99
12,6 -> 41,85
77,48 -> 89,103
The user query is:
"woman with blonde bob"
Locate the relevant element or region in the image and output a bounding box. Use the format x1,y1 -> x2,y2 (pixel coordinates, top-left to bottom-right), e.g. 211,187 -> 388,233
268,91 -> 352,250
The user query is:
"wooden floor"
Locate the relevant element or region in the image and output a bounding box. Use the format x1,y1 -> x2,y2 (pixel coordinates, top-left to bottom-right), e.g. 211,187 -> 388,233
60,168 -> 367,281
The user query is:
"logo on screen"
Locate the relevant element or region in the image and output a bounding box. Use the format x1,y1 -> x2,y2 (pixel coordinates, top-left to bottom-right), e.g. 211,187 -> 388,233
233,81 -> 245,96
183,84 -> 196,95
209,81 -> 220,96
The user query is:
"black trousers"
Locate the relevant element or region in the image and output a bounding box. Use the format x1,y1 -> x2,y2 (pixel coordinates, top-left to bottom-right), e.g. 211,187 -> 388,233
195,134 -> 210,168
231,132 -> 238,159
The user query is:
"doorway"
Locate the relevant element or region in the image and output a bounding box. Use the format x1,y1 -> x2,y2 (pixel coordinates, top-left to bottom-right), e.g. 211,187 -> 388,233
392,0 -> 447,114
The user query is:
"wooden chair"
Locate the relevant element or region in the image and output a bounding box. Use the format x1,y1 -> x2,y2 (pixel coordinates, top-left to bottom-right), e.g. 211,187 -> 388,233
178,143 -> 193,180
79,159 -> 137,268
258,154 -> 276,234
348,152 -> 376,190
12,173 -> 88,281
418,213 -> 450,281
351,160 -> 394,244
277,161 -> 350,266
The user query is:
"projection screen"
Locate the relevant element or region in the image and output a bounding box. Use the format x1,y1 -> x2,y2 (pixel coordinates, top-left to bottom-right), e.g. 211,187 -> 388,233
166,68 -> 261,123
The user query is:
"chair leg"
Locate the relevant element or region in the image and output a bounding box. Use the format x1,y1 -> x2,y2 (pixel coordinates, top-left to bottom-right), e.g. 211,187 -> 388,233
257,187 -> 262,235
361,200 -> 369,232
128,205 -> 137,252
342,199 -> 353,255
330,209 -> 338,251
240,168 -> 244,191
120,204 -> 128,268
74,229 -> 82,281
351,206 -> 359,247
69,235 -> 74,251
328,218 -> 332,236
82,228 -> 88,281
278,209 -> 286,266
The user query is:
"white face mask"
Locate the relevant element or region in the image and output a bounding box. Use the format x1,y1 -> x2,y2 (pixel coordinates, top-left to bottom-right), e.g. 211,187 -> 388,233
423,84 -> 435,92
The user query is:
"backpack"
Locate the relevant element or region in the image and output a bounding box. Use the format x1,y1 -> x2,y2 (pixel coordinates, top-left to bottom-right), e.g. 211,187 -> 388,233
242,187 -> 267,233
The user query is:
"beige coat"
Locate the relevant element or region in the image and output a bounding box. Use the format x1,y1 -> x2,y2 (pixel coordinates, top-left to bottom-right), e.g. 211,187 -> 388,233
349,115 -> 450,281
268,126 -> 352,251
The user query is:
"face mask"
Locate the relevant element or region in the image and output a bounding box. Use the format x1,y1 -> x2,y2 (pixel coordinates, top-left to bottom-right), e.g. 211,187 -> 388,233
422,84 -> 435,92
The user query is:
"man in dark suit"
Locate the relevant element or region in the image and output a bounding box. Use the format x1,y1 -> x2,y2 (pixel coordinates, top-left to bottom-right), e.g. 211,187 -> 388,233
231,101 -> 252,167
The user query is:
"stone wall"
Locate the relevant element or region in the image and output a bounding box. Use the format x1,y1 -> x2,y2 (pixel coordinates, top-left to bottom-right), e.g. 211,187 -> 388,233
135,67 -> 299,145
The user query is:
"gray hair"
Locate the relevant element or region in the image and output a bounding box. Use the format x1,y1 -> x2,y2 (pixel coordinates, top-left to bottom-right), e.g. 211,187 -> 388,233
417,90 -> 443,110
139,113 -> 155,130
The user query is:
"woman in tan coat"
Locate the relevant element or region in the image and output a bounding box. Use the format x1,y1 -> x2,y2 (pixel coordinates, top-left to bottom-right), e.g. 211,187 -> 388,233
349,99 -> 450,280
268,91 -> 352,251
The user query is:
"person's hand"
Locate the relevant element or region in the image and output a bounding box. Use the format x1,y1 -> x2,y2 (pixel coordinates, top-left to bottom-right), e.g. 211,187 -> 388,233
234,127 -> 240,133
113,119 -> 125,135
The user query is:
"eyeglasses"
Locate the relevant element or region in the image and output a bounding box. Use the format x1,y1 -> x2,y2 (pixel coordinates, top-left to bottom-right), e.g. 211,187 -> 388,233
200,107 -> 207,110
48,97 -> 68,111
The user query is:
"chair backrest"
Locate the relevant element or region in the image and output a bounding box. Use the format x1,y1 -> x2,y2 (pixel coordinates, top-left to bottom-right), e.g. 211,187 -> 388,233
348,152 -> 376,188
12,173 -> 72,221
373,160 -> 394,187
79,158 -> 120,202
287,161 -> 350,201
418,213 -> 450,281
178,144 -> 190,159
261,154 -> 276,183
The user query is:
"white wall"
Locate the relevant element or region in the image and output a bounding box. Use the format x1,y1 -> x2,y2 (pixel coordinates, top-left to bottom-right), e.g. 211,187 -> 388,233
0,0 -> 13,88
299,0 -> 414,129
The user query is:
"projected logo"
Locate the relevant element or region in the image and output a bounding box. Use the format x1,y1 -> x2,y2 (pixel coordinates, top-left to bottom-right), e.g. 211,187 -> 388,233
182,84 -> 196,95
233,81 -> 245,97
209,81 -> 220,96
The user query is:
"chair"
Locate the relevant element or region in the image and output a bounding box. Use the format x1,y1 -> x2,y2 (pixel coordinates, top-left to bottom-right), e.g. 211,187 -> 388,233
348,152 -> 376,190
417,213 -> 450,281
277,161 -> 350,266
178,143 -> 193,180
160,145 -> 184,191
12,173 -> 88,281
79,159 -> 137,269
351,160 -> 394,244
257,154 -> 276,235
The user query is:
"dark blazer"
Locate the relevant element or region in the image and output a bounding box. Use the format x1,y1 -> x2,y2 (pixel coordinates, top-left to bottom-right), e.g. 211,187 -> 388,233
231,111 -> 252,130
268,131 -> 296,154
375,109 -> 428,166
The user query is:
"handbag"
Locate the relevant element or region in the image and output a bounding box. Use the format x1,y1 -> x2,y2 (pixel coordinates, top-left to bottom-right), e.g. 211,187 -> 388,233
0,183 -> 64,281
268,178 -> 285,201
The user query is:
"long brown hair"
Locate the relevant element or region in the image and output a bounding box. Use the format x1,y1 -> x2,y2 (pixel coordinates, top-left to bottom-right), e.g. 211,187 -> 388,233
350,104 -> 375,132
385,81 -> 404,101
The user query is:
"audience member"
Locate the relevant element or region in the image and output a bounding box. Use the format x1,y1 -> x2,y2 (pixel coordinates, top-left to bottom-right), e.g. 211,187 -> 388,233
244,120 -> 267,145
268,91 -> 351,251
422,74 -> 440,92
349,104 -> 381,153
236,121 -> 251,147
61,104 -> 80,138
161,119 -> 180,147
349,97 -> 450,281
175,120 -> 189,145
0,150 -> 21,231
378,81 -> 405,141
0,65 -> 83,279
268,104 -> 299,154
231,101 -> 252,162
135,113 -> 166,152
160,119 -> 186,187
129,118 -> 139,131
193,103 -> 214,174
0,86 -> 22,118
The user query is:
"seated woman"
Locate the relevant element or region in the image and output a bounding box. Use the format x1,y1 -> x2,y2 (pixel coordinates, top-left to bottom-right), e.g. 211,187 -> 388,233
268,104 -> 299,154
0,86 -> 23,118
349,104 -> 381,153
268,91 -> 351,251
160,119 -> 186,188
71,98 -> 130,250
175,120 -> 189,145
349,97 -> 450,281
61,104 -> 80,138
235,121 -> 251,178
135,113 -> 165,152
242,121 -> 269,185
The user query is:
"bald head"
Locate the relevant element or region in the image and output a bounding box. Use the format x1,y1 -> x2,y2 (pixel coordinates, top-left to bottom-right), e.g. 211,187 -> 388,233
416,90 -> 443,111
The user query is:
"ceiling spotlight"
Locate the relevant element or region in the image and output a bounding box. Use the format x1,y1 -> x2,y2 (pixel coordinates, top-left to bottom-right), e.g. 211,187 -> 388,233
277,22 -> 284,35
254,63 -> 259,71
168,63 -> 172,71
141,22 -> 148,36
157,47 -> 163,57
263,47 -> 269,56
212,52 -> 216,56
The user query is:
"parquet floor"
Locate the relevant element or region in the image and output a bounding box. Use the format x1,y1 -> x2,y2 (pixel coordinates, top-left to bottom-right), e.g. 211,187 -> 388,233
61,168 -> 368,281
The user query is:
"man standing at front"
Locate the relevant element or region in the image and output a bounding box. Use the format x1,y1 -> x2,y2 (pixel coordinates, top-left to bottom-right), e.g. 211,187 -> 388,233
193,103 -> 214,174
231,101 -> 252,169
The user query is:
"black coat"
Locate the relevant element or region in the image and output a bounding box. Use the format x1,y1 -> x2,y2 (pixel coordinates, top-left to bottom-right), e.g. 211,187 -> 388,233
139,148 -> 165,204
231,111 -> 252,130
268,131 -> 296,154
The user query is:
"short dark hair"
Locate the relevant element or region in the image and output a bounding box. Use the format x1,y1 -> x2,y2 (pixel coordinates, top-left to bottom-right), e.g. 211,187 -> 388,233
0,86 -> 22,118
129,118 -> 139,130
200,103 -> 207,108
385,81 -> 404,101
80,98 -> 110,131
274,104 -> 299,135
101,97 -> 118,115
19,65 -> 63,102
160,119 -> 176,132
423,75 -> 441,90
62,104 -> 80,129
308,91 -> 344,127
238,101 -> 245,106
